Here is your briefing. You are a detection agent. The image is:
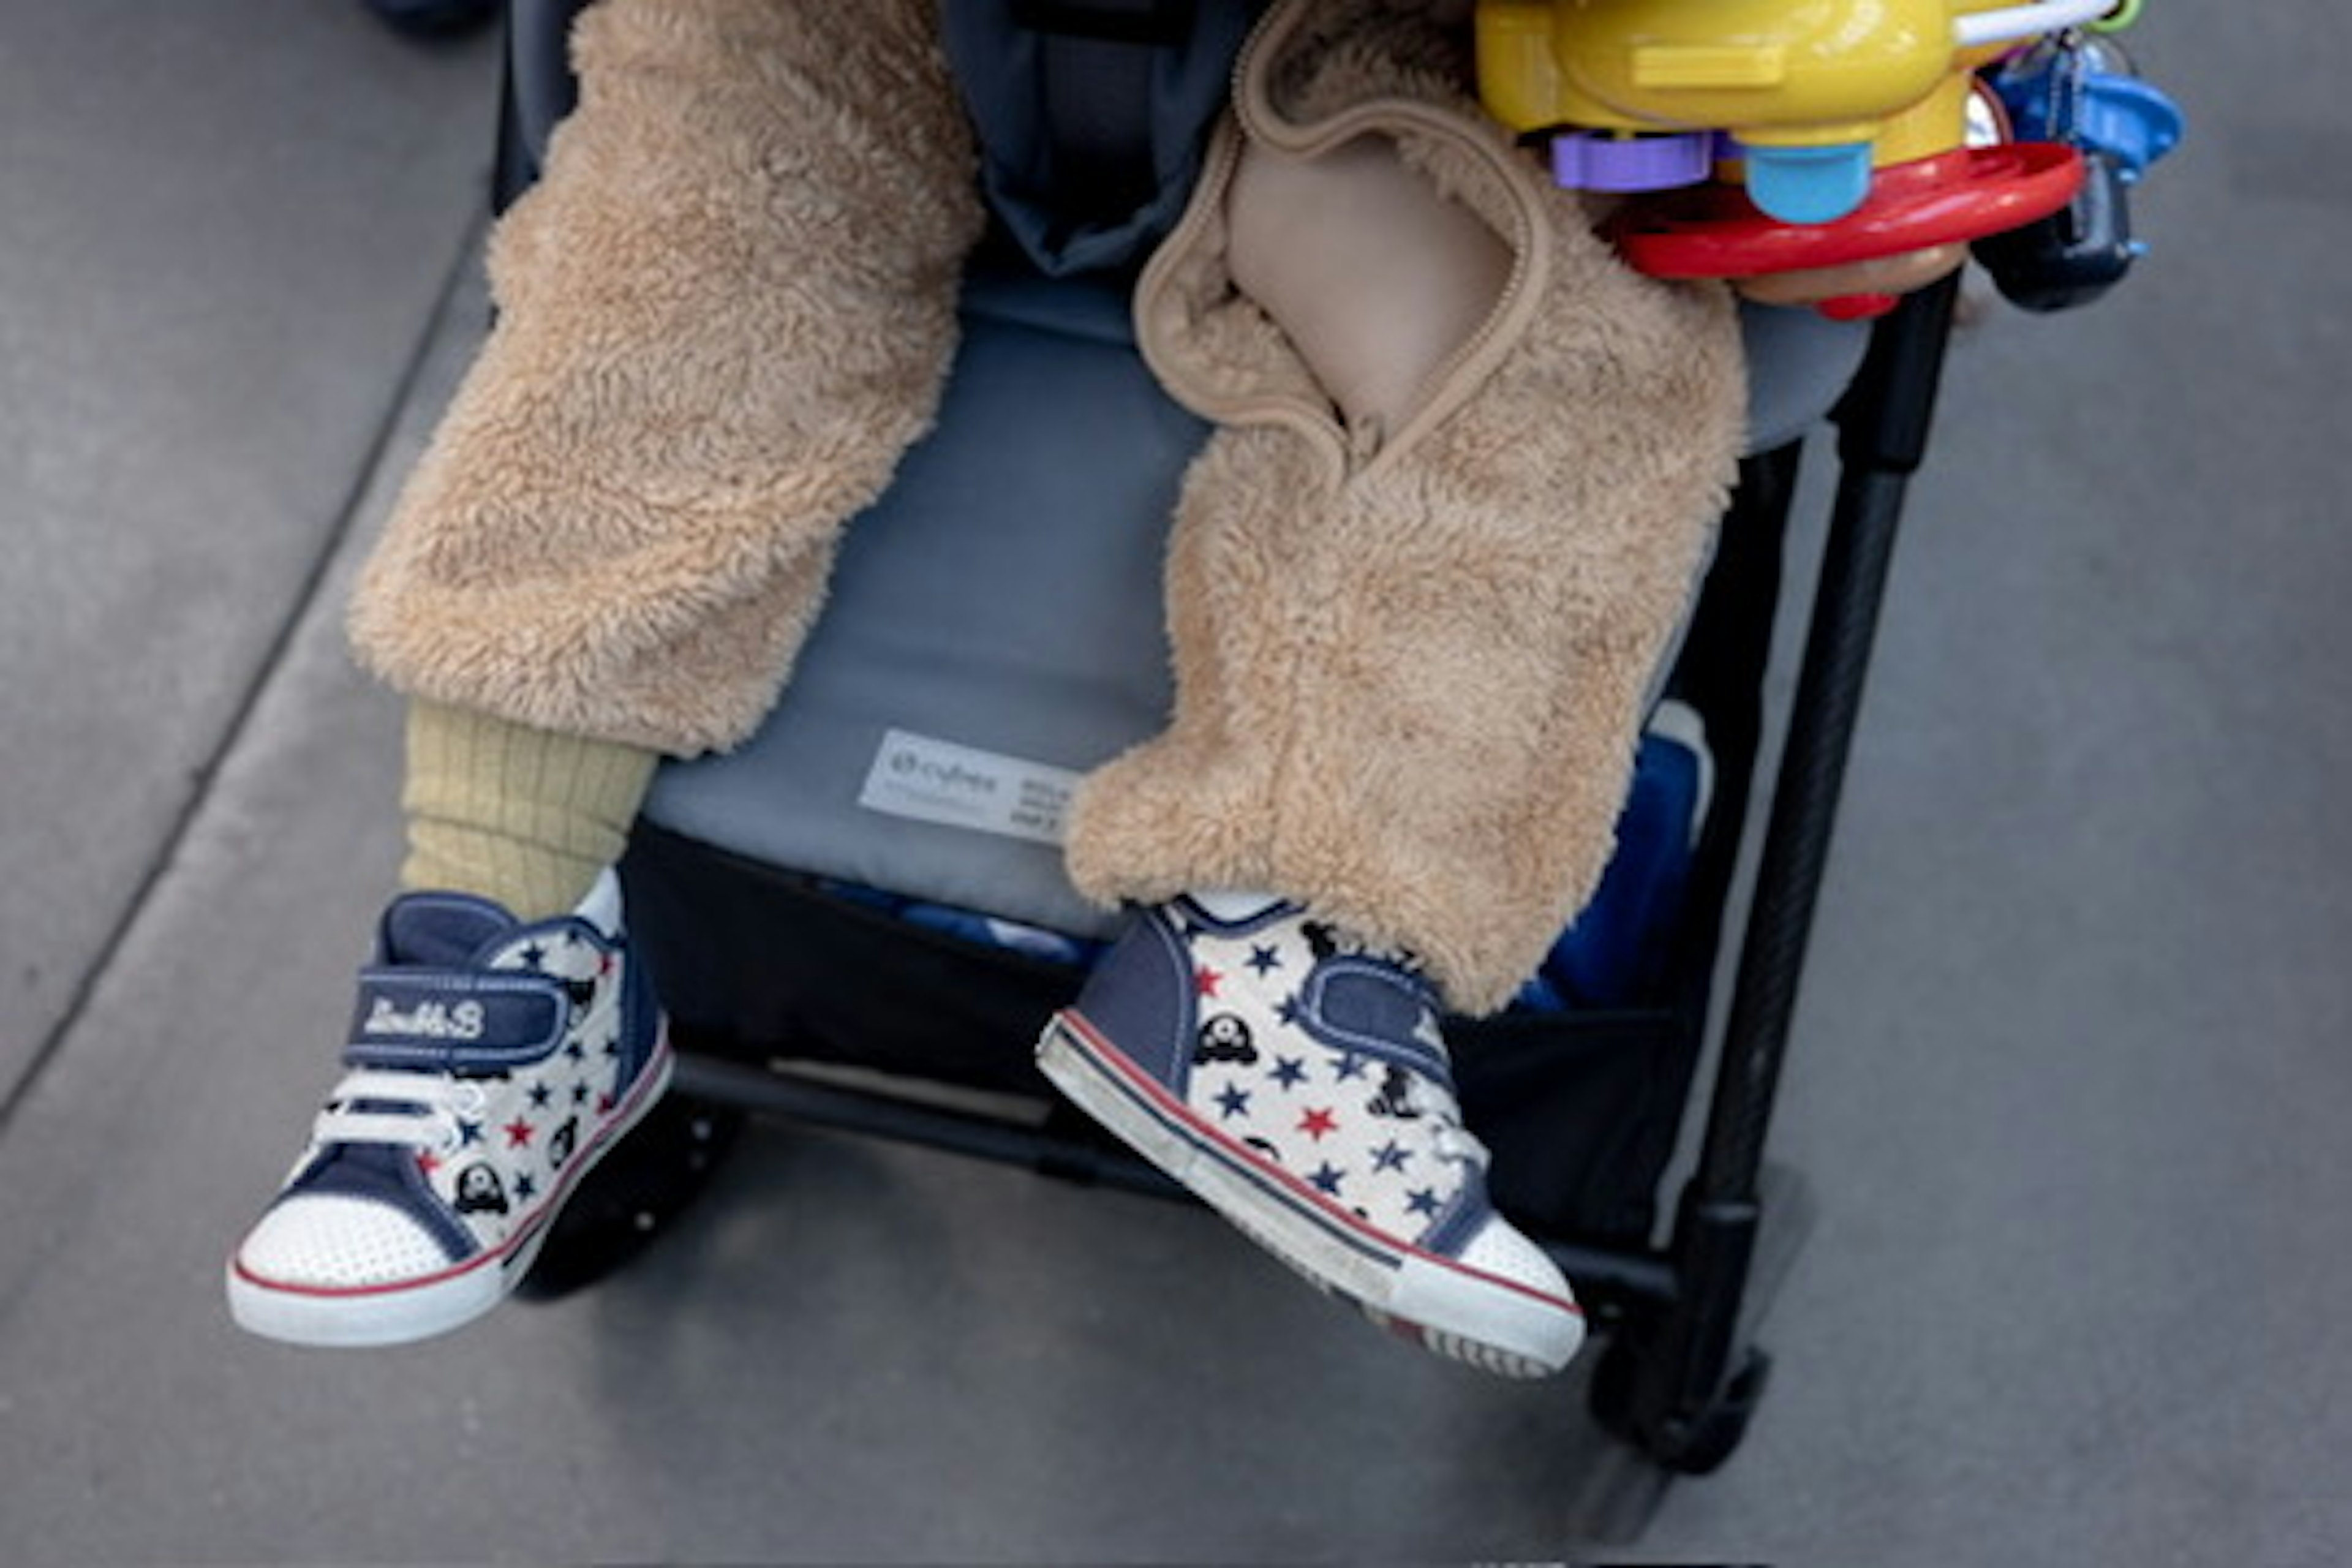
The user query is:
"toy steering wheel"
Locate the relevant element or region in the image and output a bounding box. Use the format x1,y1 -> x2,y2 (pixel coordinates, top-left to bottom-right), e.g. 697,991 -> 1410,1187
1610,143 -> 2086,317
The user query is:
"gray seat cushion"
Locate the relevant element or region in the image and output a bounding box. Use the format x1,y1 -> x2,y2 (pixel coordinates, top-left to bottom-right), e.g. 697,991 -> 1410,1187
640,263 -> 1865,937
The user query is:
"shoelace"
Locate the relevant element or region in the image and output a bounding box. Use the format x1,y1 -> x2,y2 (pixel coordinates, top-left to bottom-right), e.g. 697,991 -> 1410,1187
1378,1054 -> 1490,1172
314,1069 -> 489,1153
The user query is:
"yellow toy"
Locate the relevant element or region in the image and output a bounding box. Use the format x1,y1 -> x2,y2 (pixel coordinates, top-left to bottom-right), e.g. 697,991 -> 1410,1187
1477,0 -> 2120,222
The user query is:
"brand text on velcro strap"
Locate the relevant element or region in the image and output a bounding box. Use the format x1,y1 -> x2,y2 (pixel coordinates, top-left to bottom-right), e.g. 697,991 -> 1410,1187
345,971 -> 569,1070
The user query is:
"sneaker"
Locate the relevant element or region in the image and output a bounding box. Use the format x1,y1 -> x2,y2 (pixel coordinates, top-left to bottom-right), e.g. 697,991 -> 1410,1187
1036,895 -> 1585,1378
228,869 -> 671,1348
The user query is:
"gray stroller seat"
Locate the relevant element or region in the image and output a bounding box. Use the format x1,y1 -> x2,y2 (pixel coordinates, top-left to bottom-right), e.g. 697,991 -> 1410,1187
632,11 -> 1870,936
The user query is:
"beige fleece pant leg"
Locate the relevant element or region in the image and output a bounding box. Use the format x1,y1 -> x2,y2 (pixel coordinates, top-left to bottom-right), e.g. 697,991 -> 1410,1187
348,0 -> 984,756
1068,137 -> 1743,1017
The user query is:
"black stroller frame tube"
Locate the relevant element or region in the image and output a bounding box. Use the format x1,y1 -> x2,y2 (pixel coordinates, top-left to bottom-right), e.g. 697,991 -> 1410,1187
1624,274 -> 1962,1466
1697,271 -> 1961,1203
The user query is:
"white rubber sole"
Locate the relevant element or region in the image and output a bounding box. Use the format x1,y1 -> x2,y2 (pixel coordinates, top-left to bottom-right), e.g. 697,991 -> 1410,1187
227,1038 -> 674,1349
1038,1011 -> 1583,1378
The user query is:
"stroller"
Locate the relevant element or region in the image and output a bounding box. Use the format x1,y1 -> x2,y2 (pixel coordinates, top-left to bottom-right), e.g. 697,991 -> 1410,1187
491,0 -> 2169,1474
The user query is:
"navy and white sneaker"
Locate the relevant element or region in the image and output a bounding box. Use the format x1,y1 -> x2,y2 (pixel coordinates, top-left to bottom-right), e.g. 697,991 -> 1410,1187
228,870 -> 671,1348
1037,895 -> 1585,1378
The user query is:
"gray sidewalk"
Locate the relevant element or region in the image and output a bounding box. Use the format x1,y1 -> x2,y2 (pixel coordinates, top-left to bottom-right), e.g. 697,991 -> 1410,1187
0,3 -> 493,1095
3,5 -> 2348,1565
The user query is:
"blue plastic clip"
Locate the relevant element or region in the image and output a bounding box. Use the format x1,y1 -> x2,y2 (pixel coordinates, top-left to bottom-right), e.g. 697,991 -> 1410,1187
1996,37 -> 2185,184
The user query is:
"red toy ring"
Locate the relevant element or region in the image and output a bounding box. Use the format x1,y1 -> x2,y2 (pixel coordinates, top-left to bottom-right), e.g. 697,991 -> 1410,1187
1610,143 -> 2086,311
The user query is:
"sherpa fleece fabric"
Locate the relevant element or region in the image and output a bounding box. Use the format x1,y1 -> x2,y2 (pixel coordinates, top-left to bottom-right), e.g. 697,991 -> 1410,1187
347,0 -> 1744,1013
350,0 -> 985,753
1064,0 -> 1745,1010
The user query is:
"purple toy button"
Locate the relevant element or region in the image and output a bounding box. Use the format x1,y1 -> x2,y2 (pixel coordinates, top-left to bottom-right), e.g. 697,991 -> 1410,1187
1550,130 -> 1715,194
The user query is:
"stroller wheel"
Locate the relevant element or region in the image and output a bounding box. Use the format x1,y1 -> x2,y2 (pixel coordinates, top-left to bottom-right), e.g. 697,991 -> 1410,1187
516,1095 -> 746,1301
1588,1338 -> 1773,1476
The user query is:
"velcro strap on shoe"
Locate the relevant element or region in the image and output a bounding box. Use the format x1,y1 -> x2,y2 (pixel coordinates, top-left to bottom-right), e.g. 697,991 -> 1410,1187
1298,960 -> 1456,1090
345,968 -> 567,1071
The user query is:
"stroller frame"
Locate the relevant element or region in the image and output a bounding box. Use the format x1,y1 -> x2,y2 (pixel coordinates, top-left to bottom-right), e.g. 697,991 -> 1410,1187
489,0 -> 1961,1476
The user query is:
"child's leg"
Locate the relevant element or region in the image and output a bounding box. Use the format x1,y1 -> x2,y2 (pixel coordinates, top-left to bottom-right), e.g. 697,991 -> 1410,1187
1044,9 -> 1746,1378
232,0 -> 984,1347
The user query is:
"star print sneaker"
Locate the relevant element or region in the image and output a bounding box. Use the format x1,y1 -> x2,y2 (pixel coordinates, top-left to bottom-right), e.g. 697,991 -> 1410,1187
228,869 -> 671,1348
1036,895 -> 1585,1378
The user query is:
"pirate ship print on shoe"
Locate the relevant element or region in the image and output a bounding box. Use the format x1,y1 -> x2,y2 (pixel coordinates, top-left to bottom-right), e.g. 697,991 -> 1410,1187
1038,896 -> 1585,1378
228,870 -> 670,1347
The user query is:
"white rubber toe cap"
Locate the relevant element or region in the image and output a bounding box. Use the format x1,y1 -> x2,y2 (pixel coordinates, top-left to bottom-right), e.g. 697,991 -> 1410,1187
1406,1215 -> 1587,1377
1455,1213 -> 1575,1302
234,1194 -> 454,1292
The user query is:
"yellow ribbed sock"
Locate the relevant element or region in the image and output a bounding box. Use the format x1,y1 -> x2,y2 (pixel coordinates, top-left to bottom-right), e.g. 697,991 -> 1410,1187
400,699 -> 660,921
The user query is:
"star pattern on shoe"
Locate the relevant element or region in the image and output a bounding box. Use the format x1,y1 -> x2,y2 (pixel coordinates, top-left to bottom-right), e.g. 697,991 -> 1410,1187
1041,895 -> 1585,1380
398,917 -> 653,1242
1150,905 -> 1483,1245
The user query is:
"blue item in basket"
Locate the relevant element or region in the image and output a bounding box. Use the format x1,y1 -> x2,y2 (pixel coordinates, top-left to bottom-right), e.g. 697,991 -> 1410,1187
816,879 -> 911,918
1512,969 -> 1574,1014
820,876 -> 1101,967
897,902 -> 1102,966
1532,711 -> 1711,1011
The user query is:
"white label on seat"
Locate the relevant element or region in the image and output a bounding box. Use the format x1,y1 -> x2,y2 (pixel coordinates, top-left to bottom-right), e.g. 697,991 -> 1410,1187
856,728 -> 1080,846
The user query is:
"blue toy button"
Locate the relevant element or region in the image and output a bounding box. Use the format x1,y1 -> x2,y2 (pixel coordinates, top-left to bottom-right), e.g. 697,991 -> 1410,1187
1743,143 -> 1875,225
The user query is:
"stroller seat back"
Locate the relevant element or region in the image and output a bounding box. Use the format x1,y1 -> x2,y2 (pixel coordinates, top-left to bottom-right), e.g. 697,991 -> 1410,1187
640,263 -> 1207,940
